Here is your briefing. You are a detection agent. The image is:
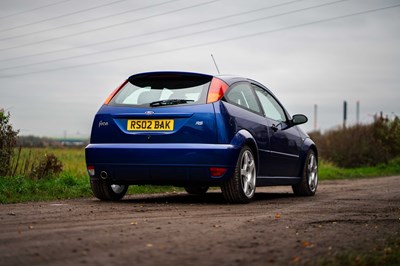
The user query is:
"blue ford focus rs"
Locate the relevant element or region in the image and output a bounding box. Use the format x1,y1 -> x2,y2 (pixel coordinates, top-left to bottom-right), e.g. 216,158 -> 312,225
85,71 -> 318,203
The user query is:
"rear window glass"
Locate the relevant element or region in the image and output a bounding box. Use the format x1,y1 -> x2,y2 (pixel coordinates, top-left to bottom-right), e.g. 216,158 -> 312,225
109,73 -> 212,107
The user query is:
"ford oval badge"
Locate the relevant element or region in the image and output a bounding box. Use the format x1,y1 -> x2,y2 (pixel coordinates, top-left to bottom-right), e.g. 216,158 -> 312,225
145,111 -> 155,115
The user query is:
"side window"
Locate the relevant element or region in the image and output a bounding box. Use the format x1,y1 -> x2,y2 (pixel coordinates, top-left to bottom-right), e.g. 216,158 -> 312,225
225,82 -> 261,114
253,85 -> 287,122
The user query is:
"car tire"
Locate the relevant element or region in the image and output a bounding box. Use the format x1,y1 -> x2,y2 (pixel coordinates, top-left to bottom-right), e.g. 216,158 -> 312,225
292,149 -> 318,196
184,186 -> 209,195
221,146 -> 256,203
90,178 -> 128,201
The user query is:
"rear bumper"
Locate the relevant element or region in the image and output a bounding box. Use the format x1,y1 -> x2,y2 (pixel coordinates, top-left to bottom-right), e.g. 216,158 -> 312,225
85,143 -> 240,186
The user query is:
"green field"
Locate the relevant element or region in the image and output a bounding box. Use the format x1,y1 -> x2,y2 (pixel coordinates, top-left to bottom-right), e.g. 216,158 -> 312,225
1,147 -> 400,204
10,147 -> 87,177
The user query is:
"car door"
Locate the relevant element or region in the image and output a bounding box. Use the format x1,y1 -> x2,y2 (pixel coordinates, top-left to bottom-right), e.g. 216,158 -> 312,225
252,84 -> 302,177
223,82 -> 270,171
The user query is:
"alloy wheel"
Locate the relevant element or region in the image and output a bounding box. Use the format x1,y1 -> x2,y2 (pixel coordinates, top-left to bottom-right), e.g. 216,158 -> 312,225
111,184 -> 126,194
240,150 -> 256,197
307,153 -> 318,192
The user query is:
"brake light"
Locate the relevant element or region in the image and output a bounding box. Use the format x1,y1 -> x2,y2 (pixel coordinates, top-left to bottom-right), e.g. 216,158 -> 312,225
104,80 -> 128,105
207,77 -> 228,103
209,167 -> 227,177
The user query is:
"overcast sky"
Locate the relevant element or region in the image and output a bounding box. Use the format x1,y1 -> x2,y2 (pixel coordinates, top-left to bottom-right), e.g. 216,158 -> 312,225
0,0 -> 399,138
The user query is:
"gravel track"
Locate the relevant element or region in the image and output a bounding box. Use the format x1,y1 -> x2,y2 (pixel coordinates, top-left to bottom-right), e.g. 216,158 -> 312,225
1,176 -> 399,265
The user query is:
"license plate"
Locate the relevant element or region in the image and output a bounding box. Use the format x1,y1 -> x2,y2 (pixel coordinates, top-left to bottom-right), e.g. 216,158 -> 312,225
127,119 -> 174,131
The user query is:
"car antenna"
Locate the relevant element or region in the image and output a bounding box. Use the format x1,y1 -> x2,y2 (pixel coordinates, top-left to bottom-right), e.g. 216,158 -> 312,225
211,54 -> 220,74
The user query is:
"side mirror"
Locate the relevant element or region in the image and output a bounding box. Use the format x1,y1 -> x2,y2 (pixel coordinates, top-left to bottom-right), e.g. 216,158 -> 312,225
291,114 -> 308,126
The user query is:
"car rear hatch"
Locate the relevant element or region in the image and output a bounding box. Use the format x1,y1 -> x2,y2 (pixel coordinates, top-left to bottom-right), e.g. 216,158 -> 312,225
90,72 -> 228,144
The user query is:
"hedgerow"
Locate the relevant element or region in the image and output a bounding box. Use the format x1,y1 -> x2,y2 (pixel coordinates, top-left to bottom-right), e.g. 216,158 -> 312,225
0,110 -> 19,176
309,116 -> 400,168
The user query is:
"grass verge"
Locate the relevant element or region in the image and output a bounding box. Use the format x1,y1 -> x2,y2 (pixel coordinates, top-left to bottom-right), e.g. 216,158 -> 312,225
0,172 -> 90,204
316,238 -> 400,266
0,174 -> 181,204
319,157 -> 400,180
0,172 -> 180,204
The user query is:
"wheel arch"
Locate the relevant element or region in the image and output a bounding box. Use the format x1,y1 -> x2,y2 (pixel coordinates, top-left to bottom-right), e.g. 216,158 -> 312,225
298,137 -> 318,176
230,129 -> 259,174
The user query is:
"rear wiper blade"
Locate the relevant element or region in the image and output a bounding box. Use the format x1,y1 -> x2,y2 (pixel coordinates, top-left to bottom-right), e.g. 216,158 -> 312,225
149,99 -> 194,107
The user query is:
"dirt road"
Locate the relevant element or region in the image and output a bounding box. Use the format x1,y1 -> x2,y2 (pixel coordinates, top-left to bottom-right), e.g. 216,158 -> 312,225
1,176 -> 399,266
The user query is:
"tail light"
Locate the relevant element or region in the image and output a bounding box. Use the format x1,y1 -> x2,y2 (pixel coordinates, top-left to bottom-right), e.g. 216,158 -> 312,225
104,80 -> 128,105
207,77 -> 228,103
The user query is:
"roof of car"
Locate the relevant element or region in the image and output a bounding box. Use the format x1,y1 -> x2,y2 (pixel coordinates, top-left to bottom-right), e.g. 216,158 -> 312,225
215,74 -> 250,85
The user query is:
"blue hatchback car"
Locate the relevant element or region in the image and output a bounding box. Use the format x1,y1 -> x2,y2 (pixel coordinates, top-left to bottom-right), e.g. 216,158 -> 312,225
85,71 -> 318,203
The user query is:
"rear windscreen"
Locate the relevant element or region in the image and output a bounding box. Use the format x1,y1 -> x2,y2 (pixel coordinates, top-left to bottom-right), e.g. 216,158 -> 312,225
109,73 -> 212,107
